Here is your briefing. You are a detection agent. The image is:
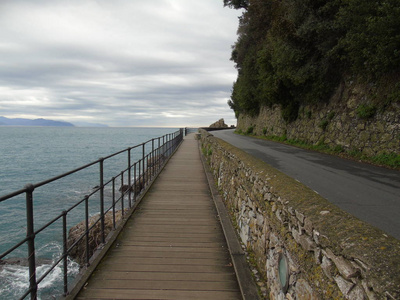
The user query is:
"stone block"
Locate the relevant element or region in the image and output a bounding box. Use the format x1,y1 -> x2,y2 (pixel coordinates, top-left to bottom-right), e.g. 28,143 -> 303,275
295,279 -> 319,300
269,232 -> 280,248
304,218 -> 313,235
256,212 -> 264,227
321,256 -> 334,281
299,234 -> 317,252
288,206 -> 295,215
334,275 -> 354,296
324,249 -> 360,280
295,210 -> 305,224
348,284 -> 367,300
361,280 -> 378,300
276,208 -> 283,222
314,248 -> 322,265
264,192 -> 272,201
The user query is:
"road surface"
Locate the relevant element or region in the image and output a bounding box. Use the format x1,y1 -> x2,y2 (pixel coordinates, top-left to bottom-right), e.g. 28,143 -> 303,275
212,129 -> 400,240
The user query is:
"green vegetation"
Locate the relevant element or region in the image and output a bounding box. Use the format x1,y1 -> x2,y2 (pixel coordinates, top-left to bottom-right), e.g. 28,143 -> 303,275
202,145 -> 213,157
246,125 -> 255,134
318,112 -> 335,131
225,0 -> 400,120
318,119 -> 329,131
262,127 -> 267,135
356,104 -> 377,119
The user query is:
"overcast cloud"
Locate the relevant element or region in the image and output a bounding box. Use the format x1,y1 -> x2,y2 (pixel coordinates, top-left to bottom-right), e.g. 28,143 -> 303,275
0,0 -> 241,127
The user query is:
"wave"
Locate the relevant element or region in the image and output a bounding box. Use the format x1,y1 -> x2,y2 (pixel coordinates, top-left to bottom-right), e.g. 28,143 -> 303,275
0,242 -> 79,300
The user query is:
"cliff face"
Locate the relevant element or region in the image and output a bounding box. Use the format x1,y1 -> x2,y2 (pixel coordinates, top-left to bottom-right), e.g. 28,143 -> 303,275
236,80 -> 400,157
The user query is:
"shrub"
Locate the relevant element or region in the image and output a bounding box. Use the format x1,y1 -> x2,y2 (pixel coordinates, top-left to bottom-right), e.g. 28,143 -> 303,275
246,126 -> 254,134
356,104 -> 377,119
281,102 -> 300,123
319,119 -> 329,131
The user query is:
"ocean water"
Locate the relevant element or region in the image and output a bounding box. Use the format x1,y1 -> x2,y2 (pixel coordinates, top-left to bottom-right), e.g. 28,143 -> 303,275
0,127 -> 179,299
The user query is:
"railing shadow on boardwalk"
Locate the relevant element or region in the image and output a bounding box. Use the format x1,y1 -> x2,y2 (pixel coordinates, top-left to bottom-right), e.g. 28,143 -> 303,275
0,129 -> 184,300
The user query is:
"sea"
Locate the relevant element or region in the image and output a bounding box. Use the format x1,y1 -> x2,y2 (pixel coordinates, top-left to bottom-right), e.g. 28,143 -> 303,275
0,126 -> 180,300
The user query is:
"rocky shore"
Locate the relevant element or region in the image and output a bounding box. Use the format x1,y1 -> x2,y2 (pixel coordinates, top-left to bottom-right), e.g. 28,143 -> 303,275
67,210 -> 125,266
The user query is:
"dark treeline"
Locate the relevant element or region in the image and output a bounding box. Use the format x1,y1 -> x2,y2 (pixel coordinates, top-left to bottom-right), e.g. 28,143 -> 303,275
225,0 -> 400,121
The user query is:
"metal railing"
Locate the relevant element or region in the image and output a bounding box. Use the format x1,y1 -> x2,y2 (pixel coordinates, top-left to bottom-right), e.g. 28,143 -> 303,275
0,128 -> 184,299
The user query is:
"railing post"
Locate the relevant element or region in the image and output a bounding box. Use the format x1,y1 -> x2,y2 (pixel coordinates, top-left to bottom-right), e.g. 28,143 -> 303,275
62,210 -> 68,296
163,135 -> 165,156
128,148 -> 132,208
25,183 -> 37,300
166,134 -> 169,156
112,177 -> 116,229
146,154 -> 149,184
85,195 -> 90,266
138,160 -> 141,195
121,171 -> 125,217
158,137 -> 161,172
99,158 -> 105,244
142,143 -> 146,187
133,162 -> 137,202
170,133 -> 173,155
152,139 -> 155,180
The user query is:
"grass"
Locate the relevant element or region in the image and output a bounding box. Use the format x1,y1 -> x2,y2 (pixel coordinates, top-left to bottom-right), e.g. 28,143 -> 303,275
235,131 -> 400,170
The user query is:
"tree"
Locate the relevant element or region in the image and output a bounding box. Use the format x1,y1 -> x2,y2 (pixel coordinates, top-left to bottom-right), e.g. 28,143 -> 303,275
223,0 -> 248,10
225,0 -> 400,120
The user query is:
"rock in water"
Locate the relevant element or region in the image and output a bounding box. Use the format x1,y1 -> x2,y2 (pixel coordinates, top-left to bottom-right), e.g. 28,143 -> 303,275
67,210 -> 124,266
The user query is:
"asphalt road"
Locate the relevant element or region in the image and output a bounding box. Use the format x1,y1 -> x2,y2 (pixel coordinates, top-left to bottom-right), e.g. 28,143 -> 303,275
211,129 -> 400,240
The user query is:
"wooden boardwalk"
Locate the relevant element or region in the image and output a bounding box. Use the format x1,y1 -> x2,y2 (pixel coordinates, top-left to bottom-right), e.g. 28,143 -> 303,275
76,134 -> 242,300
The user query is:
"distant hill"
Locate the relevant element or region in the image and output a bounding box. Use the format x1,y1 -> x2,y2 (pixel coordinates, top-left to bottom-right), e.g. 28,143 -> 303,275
0,116 -> 74,127
72,121 -> 108,127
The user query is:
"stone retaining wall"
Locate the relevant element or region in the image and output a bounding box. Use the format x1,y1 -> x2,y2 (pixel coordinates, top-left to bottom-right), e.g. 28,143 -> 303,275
237,81 -> 400,156
200,129 -> 400,299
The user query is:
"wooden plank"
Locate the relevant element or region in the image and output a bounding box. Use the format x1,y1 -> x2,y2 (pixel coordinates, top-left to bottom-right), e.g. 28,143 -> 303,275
106,245 -> 229,253
103,256 -> 232,266
114,231 -> 224,239
118,225 -> 222,234
82,279 -> 239,291
112,241 -> 226,248
95,263 -> 235,273
131,212 -> 217,219
112,235 -> 223,243
77,289 -> 242,300
128,217 -> 218,224
91,271 -> 237,282
107,250 -> 228,260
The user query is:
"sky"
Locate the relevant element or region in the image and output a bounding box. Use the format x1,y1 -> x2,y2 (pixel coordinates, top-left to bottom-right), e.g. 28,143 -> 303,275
0,0 -> 242,127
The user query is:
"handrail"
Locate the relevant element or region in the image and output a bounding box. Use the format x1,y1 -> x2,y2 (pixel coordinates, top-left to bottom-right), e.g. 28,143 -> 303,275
0,128 -> 184,299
